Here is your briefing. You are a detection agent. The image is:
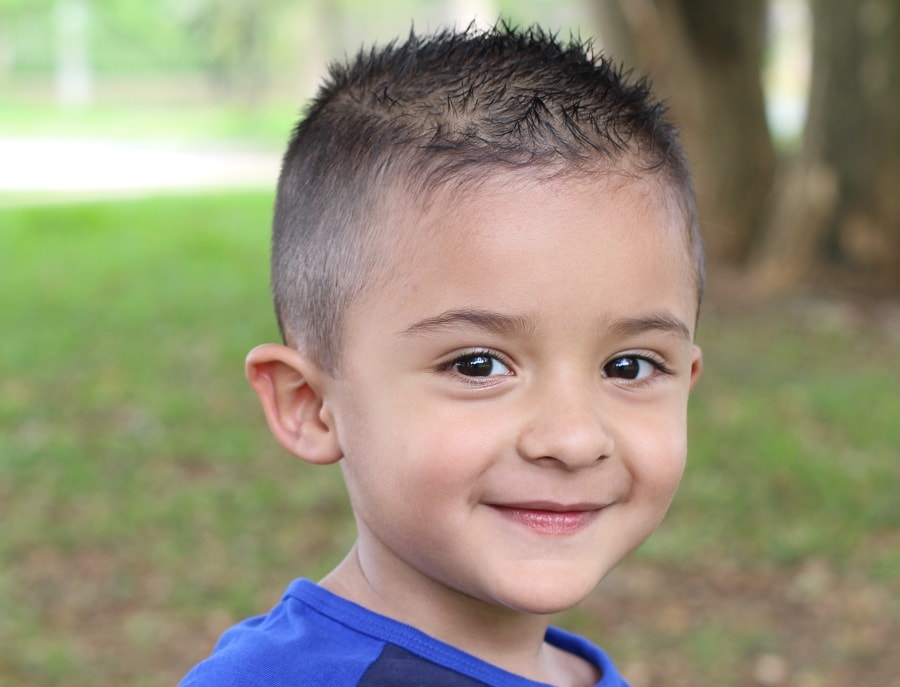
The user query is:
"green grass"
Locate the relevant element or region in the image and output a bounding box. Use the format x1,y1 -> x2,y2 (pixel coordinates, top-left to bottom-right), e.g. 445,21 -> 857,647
1,195 -> 898,686
0,193 -> 357,685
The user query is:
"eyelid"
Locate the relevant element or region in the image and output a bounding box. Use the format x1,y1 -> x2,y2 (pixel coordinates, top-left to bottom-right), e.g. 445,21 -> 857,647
606,348 -> 670,367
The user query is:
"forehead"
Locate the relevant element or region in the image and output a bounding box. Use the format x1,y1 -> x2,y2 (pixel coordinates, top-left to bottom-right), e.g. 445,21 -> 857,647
350,171 -> 699,338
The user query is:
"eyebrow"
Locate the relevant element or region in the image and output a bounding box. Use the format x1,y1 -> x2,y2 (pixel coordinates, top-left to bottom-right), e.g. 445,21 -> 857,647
400,309 -> 536,336
604,312 -> 693,342
400,308 -> 691,341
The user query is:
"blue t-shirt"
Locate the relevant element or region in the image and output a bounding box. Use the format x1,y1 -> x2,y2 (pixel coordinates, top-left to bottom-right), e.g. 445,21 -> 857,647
179,579 -> 630,686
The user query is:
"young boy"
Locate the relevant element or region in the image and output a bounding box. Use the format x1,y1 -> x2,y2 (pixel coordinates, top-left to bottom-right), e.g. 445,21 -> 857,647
180,24 -> 703,687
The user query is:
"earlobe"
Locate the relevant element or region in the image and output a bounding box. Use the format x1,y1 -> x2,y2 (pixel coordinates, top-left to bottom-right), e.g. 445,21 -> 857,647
245,344 -> 343,465
689,345 -> 703,389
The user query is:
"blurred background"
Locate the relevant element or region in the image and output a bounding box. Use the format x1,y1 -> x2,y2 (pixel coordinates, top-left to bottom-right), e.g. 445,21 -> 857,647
1,1 -> 898,686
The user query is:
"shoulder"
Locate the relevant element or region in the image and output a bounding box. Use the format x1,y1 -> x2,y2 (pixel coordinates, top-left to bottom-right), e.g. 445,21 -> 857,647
178,579 -> 388,687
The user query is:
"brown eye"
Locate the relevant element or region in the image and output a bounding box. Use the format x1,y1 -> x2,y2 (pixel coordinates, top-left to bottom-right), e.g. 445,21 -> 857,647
603,356 -> 653,380
452,353 -> 509,377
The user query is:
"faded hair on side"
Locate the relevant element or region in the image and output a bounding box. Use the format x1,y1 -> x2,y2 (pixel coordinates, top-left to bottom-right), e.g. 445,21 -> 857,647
272,23 -> 703,372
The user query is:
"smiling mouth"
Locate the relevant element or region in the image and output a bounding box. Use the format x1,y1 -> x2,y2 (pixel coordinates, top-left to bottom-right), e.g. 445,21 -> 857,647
490,504 -> 601,535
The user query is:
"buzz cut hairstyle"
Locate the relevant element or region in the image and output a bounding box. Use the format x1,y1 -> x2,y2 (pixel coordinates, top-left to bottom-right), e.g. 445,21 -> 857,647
272,23 -> 704,372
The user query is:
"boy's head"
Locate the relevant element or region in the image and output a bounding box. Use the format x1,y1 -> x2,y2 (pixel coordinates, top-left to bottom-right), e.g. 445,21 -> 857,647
272,24 -> 703,372
249,24 -> 705,648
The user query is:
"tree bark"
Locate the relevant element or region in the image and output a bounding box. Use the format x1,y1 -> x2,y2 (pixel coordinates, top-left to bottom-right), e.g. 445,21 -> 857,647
753,0 -> 900,293
593,0 -> 775,266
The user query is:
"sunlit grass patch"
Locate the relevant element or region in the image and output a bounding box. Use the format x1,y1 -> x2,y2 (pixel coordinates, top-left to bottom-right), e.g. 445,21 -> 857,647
0,100 -> 296,147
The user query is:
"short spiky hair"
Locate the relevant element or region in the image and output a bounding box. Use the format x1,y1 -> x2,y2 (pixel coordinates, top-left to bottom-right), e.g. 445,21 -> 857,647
272,24 -> 703,371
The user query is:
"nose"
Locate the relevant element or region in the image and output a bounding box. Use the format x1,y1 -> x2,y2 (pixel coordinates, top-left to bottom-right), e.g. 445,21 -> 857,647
516,377 -> 614,469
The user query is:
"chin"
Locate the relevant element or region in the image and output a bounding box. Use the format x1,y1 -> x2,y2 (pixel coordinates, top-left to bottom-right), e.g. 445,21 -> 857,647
491,569 -> 604,616
507,589 -> 595,616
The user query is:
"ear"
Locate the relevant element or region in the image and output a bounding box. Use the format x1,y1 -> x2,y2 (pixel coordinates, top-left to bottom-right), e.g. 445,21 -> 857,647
689,345 -> 703,390
245,343 -> 342,465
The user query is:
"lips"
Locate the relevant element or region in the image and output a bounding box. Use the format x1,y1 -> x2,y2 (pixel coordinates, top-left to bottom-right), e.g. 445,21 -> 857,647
490,503 -> 602,535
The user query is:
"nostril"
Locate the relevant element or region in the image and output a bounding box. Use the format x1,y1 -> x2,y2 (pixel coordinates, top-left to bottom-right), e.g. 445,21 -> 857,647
517,413 -> 614,468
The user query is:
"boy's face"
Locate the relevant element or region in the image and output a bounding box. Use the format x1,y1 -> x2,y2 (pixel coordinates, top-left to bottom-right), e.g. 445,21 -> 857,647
322,173 -> 702,617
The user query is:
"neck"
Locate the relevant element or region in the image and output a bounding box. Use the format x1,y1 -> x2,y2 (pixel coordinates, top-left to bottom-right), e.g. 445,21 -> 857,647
321,544 -> 574,684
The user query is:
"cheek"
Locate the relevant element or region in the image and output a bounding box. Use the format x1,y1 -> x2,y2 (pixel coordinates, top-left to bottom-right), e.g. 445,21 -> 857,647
623,409 -> 688,500
337,392 -> 493,506
394,407 -> 504,486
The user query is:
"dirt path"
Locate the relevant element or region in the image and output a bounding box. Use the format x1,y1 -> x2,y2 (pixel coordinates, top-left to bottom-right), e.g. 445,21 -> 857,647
0,137 -> 280,197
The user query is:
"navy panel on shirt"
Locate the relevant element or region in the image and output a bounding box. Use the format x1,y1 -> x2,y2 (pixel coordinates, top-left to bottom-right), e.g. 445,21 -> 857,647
359,644 -> 492,686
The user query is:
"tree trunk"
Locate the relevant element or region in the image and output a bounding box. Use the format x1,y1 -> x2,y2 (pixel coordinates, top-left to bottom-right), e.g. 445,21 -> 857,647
753,0 -> 900,293
55,0 -> 92,108
593,0 -> 775,266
